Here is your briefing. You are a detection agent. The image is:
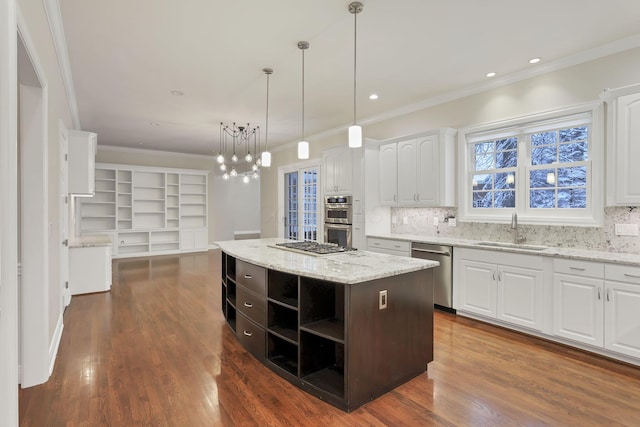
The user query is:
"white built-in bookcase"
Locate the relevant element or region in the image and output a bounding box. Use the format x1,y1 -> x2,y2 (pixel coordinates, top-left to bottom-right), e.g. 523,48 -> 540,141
77,163 -> 208,258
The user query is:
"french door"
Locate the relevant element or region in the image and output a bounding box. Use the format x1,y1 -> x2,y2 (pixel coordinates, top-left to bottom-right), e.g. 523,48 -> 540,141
284,166 -> 319,241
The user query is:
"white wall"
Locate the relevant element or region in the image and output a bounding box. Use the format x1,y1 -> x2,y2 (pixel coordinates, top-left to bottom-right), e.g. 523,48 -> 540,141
211,174 -> 261,241
260,47 -> 640,238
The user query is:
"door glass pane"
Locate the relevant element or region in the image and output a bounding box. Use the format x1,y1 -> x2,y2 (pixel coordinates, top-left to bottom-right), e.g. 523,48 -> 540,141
301,168 -> 318,241
284,172 -> 298,240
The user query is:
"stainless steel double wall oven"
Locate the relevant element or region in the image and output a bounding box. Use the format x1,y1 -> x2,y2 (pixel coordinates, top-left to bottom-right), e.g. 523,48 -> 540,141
324,195 -> 352,247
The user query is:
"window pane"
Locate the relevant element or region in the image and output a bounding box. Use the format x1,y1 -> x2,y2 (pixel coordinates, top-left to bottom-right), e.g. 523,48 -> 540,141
473,191 -> 492,208
496,138 -> 518,151
475,153 -> 494,171
531,131 -> 557,147
531,146 -> 557,165
558,188 -> 587,208
559,142 -> 588,162
558,166 -> 586,187
495,172 -> 515,190
495,191 -> 515,208
530,169 -> 555,188
496,150 -> 517,168
475,142 -> 494,155
530,190 -> 556,208
559,126 -> 588,142
473,174 -> 492,190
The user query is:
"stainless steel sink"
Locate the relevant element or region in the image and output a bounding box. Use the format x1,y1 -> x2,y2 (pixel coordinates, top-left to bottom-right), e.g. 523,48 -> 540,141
475,241 -> 548,251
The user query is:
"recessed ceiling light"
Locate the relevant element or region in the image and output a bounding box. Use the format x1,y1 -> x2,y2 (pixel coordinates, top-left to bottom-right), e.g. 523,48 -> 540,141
529,57 -> 541,64
150,122 -> 160,126
486,72 -> 496,78
369,94 -> 379,100
171,90 -> 184,96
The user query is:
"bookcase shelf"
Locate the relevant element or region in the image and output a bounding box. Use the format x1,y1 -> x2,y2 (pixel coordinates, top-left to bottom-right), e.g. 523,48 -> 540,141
78,164 -> 208,258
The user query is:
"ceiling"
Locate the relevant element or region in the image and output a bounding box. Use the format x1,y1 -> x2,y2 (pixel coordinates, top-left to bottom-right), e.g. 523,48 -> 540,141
59,0 -> 640,156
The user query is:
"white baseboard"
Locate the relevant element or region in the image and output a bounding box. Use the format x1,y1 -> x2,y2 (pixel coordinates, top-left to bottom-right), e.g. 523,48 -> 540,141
48,314 -> 64,376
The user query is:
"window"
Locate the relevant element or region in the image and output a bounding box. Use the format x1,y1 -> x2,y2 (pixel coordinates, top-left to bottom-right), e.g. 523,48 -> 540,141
282,165 -> 319,241
460,103 -> 603,226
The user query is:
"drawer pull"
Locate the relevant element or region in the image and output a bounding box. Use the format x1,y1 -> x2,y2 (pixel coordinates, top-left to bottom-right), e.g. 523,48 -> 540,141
624,273 -> 640,279
243,302 -> 253,308
244,274 -> 252,279
243,330 -> 252,337
569,267 -> 586,271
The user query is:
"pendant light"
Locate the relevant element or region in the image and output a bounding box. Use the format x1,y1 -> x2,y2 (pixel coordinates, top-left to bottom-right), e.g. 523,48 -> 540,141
261,67 -> 273,167
348,2 -> 363,148
297,41 -> 310,160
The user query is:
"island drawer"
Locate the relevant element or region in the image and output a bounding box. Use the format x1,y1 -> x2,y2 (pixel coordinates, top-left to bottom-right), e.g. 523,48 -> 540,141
237,312 -> 266,360
236,285 -> 266,327
237,260 -> 266,295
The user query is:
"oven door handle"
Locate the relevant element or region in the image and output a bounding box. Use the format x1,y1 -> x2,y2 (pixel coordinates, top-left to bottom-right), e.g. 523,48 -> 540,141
325,223 -> 352,229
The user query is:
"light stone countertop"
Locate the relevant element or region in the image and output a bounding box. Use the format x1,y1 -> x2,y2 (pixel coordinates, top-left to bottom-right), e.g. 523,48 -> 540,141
69,234 -> 112,248
216,238 -> 439,285
367,233 -> 640,266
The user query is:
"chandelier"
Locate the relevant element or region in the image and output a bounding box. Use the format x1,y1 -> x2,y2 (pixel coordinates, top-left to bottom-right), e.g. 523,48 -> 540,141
216,68 -> 273,181
217,122 -> 261,181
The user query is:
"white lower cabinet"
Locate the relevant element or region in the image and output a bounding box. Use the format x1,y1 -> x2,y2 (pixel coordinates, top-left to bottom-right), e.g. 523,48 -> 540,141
69,245 -> 112,295
366,237 -> 410,257
553,260 -> 640,359
180,228 -> 208,251
456,248 -> 544,331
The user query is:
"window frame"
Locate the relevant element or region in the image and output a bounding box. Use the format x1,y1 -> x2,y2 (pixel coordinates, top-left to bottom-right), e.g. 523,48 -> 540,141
458,102 -> 604,226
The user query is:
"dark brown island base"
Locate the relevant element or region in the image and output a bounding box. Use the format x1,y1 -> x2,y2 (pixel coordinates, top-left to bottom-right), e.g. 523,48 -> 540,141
217,238 -> 437,412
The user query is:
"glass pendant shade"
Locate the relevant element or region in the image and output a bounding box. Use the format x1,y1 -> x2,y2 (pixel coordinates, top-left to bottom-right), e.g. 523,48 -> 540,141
261,151 -> 271,167
219,163 -> 227,172
242,175 -> 250,184
216,153 -> 225,164
245,153 -> 253,163
231,154 -> 238,163
348,125 -> 362,148
298,141 -> 309,159
222,172 -> 230,180
230,168 -> 237,177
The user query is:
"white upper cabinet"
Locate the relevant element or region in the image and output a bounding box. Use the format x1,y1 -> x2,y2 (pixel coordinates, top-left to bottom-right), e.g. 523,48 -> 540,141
603,84 -> 640,206
68,130 -> 97,195
378,128 -> 456,207
379,143 -> 397,205
323,147 -> 353,195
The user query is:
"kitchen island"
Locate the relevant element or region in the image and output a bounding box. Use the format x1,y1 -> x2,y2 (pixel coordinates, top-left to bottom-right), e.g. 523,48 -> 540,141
217,238 -> 438,412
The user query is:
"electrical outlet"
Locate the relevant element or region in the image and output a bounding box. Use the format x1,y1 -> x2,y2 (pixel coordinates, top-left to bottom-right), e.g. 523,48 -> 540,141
615,223 -> 639,236
433,216 -> 439,226
379,290 -> 388,310
449,218 -> 457,227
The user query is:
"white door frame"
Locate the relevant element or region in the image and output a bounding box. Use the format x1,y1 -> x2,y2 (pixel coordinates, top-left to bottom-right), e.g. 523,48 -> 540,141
0,0 -> 19,424
59,121 -> 70,307
17,16 -> 52,388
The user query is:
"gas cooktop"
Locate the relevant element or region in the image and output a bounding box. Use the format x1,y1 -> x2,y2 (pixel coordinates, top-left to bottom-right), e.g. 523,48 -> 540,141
273,241 -> 357,256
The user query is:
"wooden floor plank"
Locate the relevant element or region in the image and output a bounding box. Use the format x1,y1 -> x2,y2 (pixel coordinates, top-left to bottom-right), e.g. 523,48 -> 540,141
19,250 -> 640,426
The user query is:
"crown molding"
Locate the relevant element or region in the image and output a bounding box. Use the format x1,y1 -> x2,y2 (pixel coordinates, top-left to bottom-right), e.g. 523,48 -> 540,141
43,0 -> 80,129
98,144 -> 216,161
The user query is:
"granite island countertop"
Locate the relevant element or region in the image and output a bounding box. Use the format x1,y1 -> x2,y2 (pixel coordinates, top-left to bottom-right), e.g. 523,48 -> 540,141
216,238 -> 439,285
367,233 -> 640,266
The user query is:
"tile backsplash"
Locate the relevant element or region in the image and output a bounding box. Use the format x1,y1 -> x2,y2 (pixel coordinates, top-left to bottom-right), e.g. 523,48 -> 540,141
390,207 -> 640,254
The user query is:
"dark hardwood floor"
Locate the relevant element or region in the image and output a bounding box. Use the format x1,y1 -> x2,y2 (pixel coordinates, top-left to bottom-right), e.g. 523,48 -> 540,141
19,249 -> 640,426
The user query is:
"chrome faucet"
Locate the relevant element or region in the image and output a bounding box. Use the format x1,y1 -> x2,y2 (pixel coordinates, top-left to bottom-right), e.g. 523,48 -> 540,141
511,213 -> 526,244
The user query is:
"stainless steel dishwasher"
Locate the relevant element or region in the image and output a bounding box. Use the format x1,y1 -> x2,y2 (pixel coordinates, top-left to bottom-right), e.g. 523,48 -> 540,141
411,243 -> 454,311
